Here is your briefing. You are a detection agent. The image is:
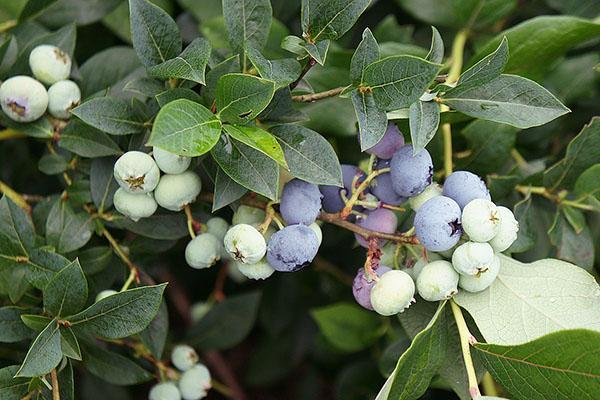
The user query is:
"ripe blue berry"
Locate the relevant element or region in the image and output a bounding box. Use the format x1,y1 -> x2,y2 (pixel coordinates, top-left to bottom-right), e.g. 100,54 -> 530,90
223,224 -> 266,264
371,159 -> 407,206
0,76 -> 48,122
390,145 -> 433,197
153,146 -> 192,174
266,225 -> 319,272
370,270 -> 415,316
185,233 -> 221,269
178,364 -> 211,400
352,266 -> 391,310
171,344 -> 199,372
416,260 -> 459,301
458,255 -> 500,292
47,80 -> 80,119
154,171 -> 202,211
114,151 -> 160,194
319,164 -> 365,213
280,179 -> 322,225
354,208 -> 398,248
461,199 -> 500,242
442,171 -> 491,209
414,196 -> 462,252
360,122 -> 404,159
149,382 -> 181,400
29,45 -> 72,84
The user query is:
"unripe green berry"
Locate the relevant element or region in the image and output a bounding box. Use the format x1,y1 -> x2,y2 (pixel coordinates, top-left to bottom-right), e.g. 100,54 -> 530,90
206,217 -> 229,242
113,188 -> 157,221
223,224 -> 266,264
178,364 -> 211,400
95,289 -> 117,302
409,182 -> 442,211
29,44 -> 72,84
171,344 -> 199,372
416,260 -> 459,301
185,233 -> 221,269
0,76 -> 48,122
451,241 -> 495,276
459,255 -> 500,292
47,80 -> 80,119
370,270 -> 415,316
114,151 -> 160,194
190,302 -> 211,323
406,251 -> 442,279
232,205 -> 265,225
461,199 -> 500,242
235,258 -> 275,280
153,146 -> 192,174
149,382 -> 181,400
154,171 -> 202,211
488,206 -> 519,252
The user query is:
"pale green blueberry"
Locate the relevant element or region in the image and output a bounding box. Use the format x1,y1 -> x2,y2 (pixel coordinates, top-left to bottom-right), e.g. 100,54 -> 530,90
153,146 -> 192,174
235,258 -> 275,280
409,182 -> 442,211
416,260 -> 459,301
0,76 -> 48,122
185,233 -> 221,269
206,217 -> 229,242
461,199 -> 500,242
223,224 -> 266,264
29,44 -> 71,84
154,171 -> 202,211
113,151 -> 160,194
370,270 -> 415,316
379,244 -> 396,267
171,344 -> 199,372
309,222 -> 323,246
113,188 -> 157,221
232,205 -> 265,225
179,364 -> 211,400
47,80 -> 80,119
488,206 -> 519,252
459,255 -> 500,293
405,251 -> 442,280
95,289 -> 117,302
451,241 -> 495,276
149,382 -> 181,400
190,302 -> 211,323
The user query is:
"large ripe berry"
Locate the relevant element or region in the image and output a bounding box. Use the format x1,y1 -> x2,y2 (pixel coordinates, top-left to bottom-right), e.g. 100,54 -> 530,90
416,260 -> 459,301
113,188 -> 157,221
154,171 -> 202,211
178,364 -> 211,400
459,255 -> 500,292
185,233 -> 221,269
442,171 -> 491,209
488,206 -> 519,252
319,164 -> 365,213
409,182 -> 442,211
352,266 -> 391,310
171,344 -> 199,372
451,241 -> 495,276
47,80 -> 80,119
153,146 -> 191,174
113,151 -> 160,194
360,122 -> 404,159
370,270 -> 415,316
0,76 -> 48,122
354,208 -> 398,248
29,45 -> 71,84
390,145 -> 433,197
280,179 -> 322,225
414,196 -> 462,251
266,225 -> 319,272
371,159 -> 407,206
235,257 -> 276,280
223,224 -> 266,264
461,199 -> 500,242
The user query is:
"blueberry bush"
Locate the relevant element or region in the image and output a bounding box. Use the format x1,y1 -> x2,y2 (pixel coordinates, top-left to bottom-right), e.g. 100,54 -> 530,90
0,0 -> 599,399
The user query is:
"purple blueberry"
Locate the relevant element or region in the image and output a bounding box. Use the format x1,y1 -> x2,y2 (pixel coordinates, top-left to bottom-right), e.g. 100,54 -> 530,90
352,266 -> 392,310
442,171 -> 491,209
360,122 -> 404,159
390,145 -> 433,197
319,164 -> 365,213
371,159 -> 407,206
266,225 -> 319,272
414,196 -> 462,252
354,208 -> 398,248
280,179 -> 323,225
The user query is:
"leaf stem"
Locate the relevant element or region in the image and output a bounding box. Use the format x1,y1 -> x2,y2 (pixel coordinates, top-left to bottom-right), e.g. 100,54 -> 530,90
0,180 -> 31,212
292,86 -> 345,102
183,204 -> 197,239
100,227 -> 140,290
442,121 -> 453,176
211,379 -> 234,398
0,19 -> 16,33
450,300 -> 480,399
448,30 -> 468,84
515,185 -> 595,211
50,368 -> 60,400
341,168 -> 390,219
0,128 -> 27,141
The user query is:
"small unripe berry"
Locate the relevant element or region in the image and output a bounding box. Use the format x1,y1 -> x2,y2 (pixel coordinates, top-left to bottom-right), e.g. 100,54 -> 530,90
0,75 -> 48,122
47,80 -> 80,119
178,364 -> 211,400
154,171 -> 202,211
462,199 -> 500,242
29,44 -> 72,84
113,188 -> 157,221
352,266 -> 391,310
113,151 -> 160,194
223,224 -> 266,264
206,217 -> 229,242
185,233 -> 221,269
459,255 -> 500,293
406,251 -> 442,280
370,270 -> 415,316
409,182 -> 442,212
232,205 -> 265,225
235,258 -> 276,280
171,344 -> 199,372
153,146 -> 192,174
416,260 -> 459,301
451,241 -> 495,276
149,382 -> 181,400
95,289 -> 117,302
488,206 -> 519,252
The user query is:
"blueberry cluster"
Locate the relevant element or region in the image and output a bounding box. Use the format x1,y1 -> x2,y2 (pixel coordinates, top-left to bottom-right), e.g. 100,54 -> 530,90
0,45 -> 80,122
148,345 -> 211,400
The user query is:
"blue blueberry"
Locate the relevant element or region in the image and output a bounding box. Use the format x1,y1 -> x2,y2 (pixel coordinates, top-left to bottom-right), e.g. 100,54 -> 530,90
371,159 -> 407,206
390,145 -> 433,197
319,164 -> 365,213
280,179 -> 322,225
414,196 -> 462,251
442,171 -> 491,209
360,122 -> 404,159
354,208 -> 398,248
266,225 -> 319,272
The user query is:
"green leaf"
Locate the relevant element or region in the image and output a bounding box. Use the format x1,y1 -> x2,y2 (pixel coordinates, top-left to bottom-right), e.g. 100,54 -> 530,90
90,157 -> 119,213
508,195 -> 536,253
36,0 -> 121,28
223,0 -> 272,54
129,0 -> 181,68
148,99 -> 222,156
350,28 -> 379,83
409,100 -> 440,154
38,154 -> 68,175
258,88 -> 308,124
139,299 -> 168,359
123,77 -> 164,98
72,97 -> 144,135
351,90 -> 388,151
0,306 -> 36,343
60,326 -> 81,360
212,168 -> 248,212
211,136 -> 280,200
0,36 -> 18,78
69,284 -> 166,340
15,319 -> 62,377
21,249 -> 71,290
455,37 -> 508,91
455,255 -> 600,345
0,196 -> 35,258
0,365 -> 28,399
476,329 -> 600,400
574,164 -> 600,200
46,200 -> 93,254
202,54 -> 240,105
78,246 -> 113,275
271,124 -> 342,186
442,74 -> 570,129
301,39 -> 329,65
81,341 -> 153,385
425,26 -> 444,64
311,302 -> 384,353
362,55 -> 442,111
156,87 -> 203,107
468,16 -> 600,80
148,37 -> 211,84
223,124 -> 287,168
216,73 -> 276,124
0,112 -> 54,139
44,259 -> 88,317
544,117 -> 600,191
246,46 -> 301,89
59,120 -> 122,158
548,211 -> 594,271
301,0 -> 371,42
79,46 -> 141,98
109,212 -> 188,240
18,0 -> 59,21
187,291 -> 261,350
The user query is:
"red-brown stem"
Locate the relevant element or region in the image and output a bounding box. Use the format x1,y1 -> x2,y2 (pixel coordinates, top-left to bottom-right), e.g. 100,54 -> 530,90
290,57 -> 317,90
211,263 -> 229,302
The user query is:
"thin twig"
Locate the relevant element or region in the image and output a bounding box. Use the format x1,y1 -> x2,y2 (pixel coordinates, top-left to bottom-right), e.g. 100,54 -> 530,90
290,57 -> 317,90
100,227 -> 140,290
50,369 -> 60,400
0,180 -> 31,212
292,87 -> 344,102
184,204 -> 197,239
450,300 -> 480,399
